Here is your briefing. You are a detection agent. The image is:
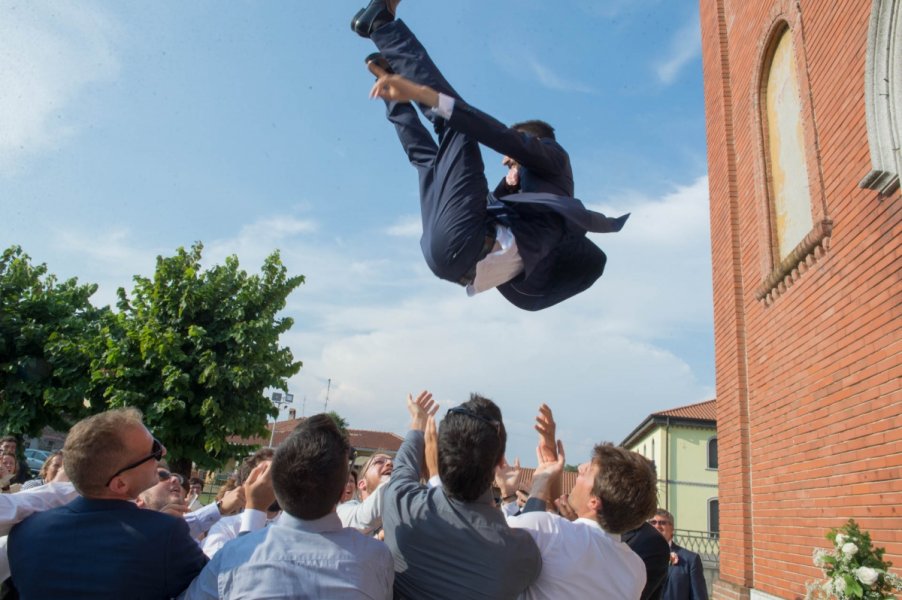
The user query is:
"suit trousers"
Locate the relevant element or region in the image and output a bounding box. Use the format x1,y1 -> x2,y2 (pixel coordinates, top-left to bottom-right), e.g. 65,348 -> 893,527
371,20 -> 491,284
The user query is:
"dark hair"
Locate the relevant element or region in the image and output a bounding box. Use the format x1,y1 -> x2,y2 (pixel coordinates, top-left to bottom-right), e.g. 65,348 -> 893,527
438,394 -> 506,502
591,443 -> 658,534
511,119 -> 556,141
271,413 -> 349,520
237,447 -> 275,484
188,477 -> 203,487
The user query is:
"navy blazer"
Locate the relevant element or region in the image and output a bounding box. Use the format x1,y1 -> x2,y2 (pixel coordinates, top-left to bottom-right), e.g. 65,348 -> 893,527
8,496 -> 207,599
622,522 -> 671,600
448,99 -> 628,311
663,543 -> 709,600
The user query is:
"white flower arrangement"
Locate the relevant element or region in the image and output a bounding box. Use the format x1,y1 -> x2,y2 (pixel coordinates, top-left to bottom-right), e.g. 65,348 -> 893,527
806,519 -> 902,600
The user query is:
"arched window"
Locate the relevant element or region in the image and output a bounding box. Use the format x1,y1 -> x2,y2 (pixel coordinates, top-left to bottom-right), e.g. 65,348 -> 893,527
708,498 -> 720,537
754,21 -> 832,303
651,438 -> 655,463
860,0 -> 902,195
764,27 -> 814,262
707,437 -> 718,470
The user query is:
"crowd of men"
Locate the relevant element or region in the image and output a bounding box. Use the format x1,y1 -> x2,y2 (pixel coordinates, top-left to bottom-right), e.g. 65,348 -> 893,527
0,391 -> 710,600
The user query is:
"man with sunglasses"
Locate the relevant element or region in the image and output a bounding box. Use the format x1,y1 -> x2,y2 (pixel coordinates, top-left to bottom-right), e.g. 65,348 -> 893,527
381,391 -> 541,599
8,408 -> 208,599
650,509 -> 709,600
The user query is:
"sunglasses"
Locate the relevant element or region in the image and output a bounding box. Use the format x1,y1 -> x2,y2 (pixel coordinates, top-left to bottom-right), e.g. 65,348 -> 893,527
446,406 -> 502,436
648,519 -> 672,526
106,438 -> 165,486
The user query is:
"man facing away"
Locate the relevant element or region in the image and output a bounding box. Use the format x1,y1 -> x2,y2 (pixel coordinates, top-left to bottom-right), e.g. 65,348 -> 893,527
352,0 -> 629,311
8,408 -> 207,599
182,414 -> 394,599
651,509 -> 709,600
382,391 -> 541,600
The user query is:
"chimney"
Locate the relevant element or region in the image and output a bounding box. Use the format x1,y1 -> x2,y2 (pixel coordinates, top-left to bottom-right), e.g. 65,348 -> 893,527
288,408 -> 296,420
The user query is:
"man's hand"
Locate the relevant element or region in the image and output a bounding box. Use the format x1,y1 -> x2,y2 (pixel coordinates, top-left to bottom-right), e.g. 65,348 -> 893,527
218,484 -> 246,516
494,456 -> 520,499
534,404 -> 557,463
369,67 -> 440,108
424,414 -> 439,480
529,439 -> 565,504
243,461 -> 276,512
407,390 -> 438,432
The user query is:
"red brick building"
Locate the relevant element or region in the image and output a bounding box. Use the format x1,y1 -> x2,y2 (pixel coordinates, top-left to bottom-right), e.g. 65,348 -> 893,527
699,0 -> 901,598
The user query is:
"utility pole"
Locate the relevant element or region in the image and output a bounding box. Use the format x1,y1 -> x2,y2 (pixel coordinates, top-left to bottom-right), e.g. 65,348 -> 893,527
324,378 -> 331,412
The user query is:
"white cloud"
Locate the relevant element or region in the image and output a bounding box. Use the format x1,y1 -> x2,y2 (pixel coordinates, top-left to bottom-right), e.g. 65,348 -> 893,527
384,215 -> 422,238
653,17 -> 701,84
35,187 -> 714,463
0,1 -> 121,174
525,59 -> 598,95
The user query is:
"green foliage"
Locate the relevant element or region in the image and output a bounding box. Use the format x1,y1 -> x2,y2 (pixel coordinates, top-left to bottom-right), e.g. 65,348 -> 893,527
91,242 -> 303,472
0,246 -> 107,436
327,411 -> 349,435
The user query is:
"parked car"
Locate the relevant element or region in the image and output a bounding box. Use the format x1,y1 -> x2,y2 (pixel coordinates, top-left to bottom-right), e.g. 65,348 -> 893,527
24,448 -> 52,476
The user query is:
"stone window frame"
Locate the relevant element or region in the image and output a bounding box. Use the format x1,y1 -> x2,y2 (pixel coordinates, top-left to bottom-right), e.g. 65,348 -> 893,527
860,0 -> 902,196
751,8 -> 832,305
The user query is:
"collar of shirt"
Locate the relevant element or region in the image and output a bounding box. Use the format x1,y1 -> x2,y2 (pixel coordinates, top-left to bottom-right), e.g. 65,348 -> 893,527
575,517 -> 622,542
277,511 -> 344,534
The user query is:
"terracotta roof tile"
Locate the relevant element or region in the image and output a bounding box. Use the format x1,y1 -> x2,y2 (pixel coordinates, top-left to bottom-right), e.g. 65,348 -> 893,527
652,399 -> 716,421
232,418 -> 403,452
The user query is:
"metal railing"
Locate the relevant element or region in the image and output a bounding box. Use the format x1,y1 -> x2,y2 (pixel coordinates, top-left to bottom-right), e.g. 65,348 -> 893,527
673,529 -> 720,566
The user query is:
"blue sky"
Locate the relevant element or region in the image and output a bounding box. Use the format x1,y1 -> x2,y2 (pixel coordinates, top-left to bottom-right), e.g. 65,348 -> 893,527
1,0 -> 713,464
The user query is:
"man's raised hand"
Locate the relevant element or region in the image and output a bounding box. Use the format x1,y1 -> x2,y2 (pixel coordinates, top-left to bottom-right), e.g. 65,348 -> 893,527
534,404 -> 558,463
369,68 -> 440,108
494,456 -> 521,499
407,390 -> 438,432
244,461 -> 276,512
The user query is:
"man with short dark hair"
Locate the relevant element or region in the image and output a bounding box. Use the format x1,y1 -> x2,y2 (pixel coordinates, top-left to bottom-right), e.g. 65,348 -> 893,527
8,408 -> 207,598
353,1 -> 628,311
651,509 -> 709,600
382,391 -> 541,599
183,414 -> 393,599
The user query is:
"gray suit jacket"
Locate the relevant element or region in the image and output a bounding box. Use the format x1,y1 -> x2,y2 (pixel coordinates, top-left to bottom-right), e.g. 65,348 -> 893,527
382,431 -> 542,599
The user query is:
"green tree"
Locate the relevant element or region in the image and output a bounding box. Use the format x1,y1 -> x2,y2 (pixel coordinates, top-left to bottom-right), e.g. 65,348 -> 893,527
92,242 -> 303,477
0,246 -> 106,437
327,411 -> 350,436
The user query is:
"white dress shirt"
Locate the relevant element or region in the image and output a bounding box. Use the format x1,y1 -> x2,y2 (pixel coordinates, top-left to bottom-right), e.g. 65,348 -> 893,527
507,512 -> 646,600
201,509 -> 271,558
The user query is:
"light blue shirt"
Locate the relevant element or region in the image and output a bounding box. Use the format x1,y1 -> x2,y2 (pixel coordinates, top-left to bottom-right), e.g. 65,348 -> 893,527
181,511 -> 394,599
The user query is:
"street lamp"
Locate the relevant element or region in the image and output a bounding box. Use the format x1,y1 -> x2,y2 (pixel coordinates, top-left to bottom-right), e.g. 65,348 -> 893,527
268,391 -> 293,448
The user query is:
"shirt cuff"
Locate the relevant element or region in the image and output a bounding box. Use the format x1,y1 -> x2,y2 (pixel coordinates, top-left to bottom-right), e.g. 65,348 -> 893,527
434,93 -> 455,120
427,474 -> 442,488
239,508 -> 267,533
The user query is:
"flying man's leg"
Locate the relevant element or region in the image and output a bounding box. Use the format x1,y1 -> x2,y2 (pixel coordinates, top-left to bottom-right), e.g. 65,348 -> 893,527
371,21 -> 490,284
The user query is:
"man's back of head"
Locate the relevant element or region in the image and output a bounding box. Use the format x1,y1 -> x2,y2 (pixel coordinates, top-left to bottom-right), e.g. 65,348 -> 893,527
438,394 -> 506,502
271,413 -> 349,519
591,444 -> 658,534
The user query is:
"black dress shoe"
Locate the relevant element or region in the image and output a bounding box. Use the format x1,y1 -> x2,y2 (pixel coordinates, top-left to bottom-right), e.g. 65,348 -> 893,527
365,52 -> 393,76
351,0 -> 394,38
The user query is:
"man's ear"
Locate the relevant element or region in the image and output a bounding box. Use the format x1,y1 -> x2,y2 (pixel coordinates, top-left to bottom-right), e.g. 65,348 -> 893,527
588,495 -> 602,514
357,478 -> 368,493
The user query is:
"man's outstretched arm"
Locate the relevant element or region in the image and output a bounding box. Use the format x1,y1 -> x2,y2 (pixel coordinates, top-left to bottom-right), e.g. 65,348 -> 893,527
369,69 -> 567,177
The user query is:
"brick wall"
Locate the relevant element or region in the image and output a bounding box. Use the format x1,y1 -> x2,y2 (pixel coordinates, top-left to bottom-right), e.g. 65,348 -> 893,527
700,0 -> 901,597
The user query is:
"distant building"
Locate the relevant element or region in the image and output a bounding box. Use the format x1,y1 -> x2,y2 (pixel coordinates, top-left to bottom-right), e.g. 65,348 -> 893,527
621,399 -> 718,535
700,0 -> 901,597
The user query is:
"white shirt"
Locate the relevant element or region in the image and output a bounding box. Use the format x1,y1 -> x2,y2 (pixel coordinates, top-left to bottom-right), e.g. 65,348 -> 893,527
0,482 -> 79,581
202,509 -> 272,558
507,512 -> 646,600
433,93 -> 525,295
336,480 -> 387,535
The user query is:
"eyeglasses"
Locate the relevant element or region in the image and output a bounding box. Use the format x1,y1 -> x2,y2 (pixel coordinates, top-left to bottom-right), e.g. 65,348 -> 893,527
105,438 -> 165,486
447,406 -> 501,436
648,519 -> 672,526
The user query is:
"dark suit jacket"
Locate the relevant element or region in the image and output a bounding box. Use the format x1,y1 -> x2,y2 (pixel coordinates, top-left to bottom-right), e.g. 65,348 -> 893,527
8,496 -> 207,599
663,543 -> 709,600
448,99 -> 628,311
622,522 -> 671,600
